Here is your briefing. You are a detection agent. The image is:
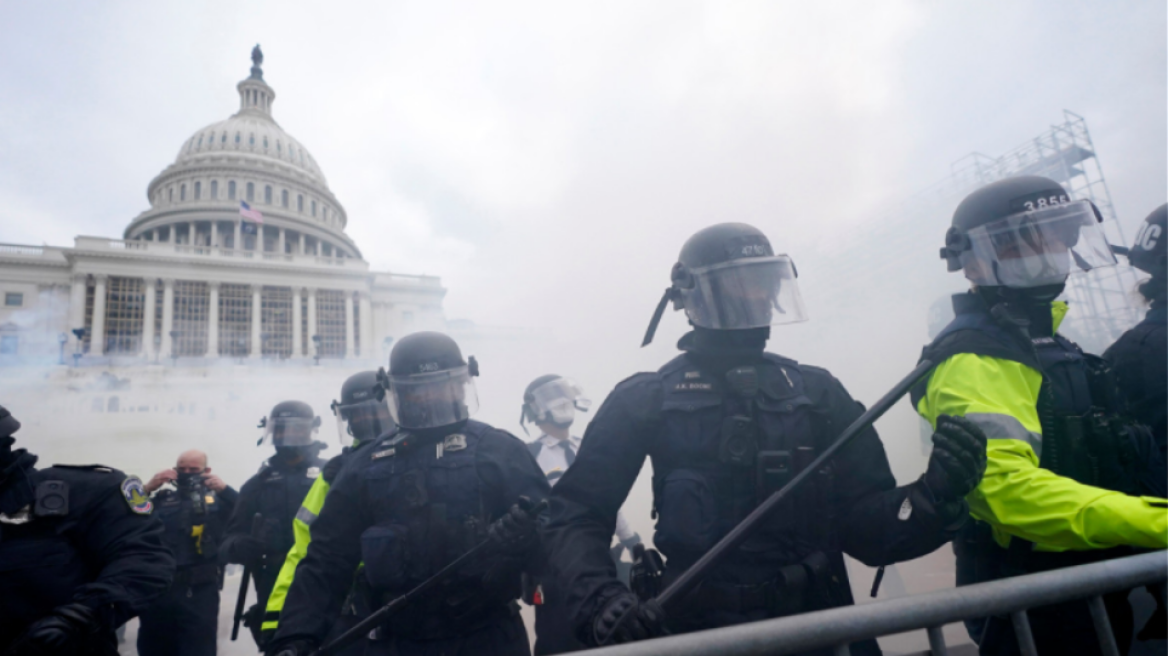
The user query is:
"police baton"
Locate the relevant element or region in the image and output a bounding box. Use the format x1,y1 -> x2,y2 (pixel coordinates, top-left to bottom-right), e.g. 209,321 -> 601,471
231,512 -> 265,641
653,359 -> 935,612
310,498 -> 549,656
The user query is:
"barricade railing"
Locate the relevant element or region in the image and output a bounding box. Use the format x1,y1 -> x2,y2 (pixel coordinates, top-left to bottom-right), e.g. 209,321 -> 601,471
583,550 -> 1166,656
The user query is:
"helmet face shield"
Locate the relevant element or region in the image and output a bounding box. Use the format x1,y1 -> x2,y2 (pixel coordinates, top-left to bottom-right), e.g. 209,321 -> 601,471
387,365 -> 479,430
960,200 -> 1116,288
261,416 -> 318,447
528,377 -> 590,426
681,256 -> 807,330
335,398 -> 394,444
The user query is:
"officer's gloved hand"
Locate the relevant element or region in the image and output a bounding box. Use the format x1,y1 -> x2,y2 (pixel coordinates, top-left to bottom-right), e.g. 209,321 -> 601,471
488,499 -> 538,555
591,591 -> 666,646
924,414 -> 988,502
266,637 -> 317,656
232,534 -> 267,565
8,602 -> 100,655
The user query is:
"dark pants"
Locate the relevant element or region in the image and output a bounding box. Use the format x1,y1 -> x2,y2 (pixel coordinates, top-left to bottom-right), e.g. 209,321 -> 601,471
956,542 -> 1134,656
534,579 -> 585,655
364,612 -> 530,656
137,580 -> 220,656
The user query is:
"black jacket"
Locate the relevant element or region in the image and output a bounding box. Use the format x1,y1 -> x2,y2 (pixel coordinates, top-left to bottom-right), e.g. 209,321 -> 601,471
0,453 -> 175,652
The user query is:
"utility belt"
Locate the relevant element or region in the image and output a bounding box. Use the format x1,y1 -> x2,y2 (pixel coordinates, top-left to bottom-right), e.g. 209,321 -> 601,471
172,562 -> 221,589
955,519 -> 1130,578
1042,404 -> 1143,496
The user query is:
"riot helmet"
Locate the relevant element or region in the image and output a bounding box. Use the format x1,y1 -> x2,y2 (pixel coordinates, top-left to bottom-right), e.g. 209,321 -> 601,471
259,400 -> 320,448
642,223 -> 807,346
331,371 -> 396,445
0,405 -> 19,439
520,374 -> 591,433
1125,204 -> 1167,278
940,176 -> 1116,292
383,332 -> 479,430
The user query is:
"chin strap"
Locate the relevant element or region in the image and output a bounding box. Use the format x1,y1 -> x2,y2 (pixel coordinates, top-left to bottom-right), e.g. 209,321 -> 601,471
641,288 -> 675,347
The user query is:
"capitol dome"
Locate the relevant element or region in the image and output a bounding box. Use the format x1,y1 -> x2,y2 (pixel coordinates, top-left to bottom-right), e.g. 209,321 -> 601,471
124,46 -> 360,260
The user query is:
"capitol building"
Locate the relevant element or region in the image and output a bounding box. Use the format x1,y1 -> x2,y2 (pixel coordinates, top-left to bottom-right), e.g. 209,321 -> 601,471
0,47 -> 446,366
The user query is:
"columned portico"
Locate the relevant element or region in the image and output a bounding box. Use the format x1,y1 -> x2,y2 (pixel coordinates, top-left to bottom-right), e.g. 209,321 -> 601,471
344,293 -> 356,359
306,288 -> 317,358
292,287 -> 303,358
359,293 -> 373,358
142,279 -> 156,358
90,275 -> 108,355
207,282 -> 221,357
250,284 -> 263,358
69,274 -> 86,332
160,278 -> 175,358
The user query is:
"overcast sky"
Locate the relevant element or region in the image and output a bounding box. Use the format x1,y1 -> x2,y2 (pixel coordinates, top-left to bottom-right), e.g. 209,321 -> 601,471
1,1 -> 1164,409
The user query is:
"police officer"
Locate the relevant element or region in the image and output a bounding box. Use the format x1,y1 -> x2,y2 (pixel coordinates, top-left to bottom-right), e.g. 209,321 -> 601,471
522,374 -> 640,654
0,404 -> 175,655
919,177 -> 1168,655
543,223 -> 989,654
221,400 -> 328,647
136,450 -> 237,656
260,371 -> 397,651
1104,204 -> 1167,496
266,332 -> 550,656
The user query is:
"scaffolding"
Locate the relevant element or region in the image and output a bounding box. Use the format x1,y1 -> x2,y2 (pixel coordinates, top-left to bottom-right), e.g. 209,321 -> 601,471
946,110 -> 1143,352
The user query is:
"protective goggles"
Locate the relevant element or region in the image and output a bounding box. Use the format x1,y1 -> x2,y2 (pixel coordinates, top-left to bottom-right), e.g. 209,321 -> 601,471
386,365 -> 479,430
679,255 -> 807,330
957,200 -> 1116,288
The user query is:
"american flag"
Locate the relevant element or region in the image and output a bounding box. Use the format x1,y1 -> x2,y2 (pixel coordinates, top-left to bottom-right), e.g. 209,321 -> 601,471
239,201 -> 264,224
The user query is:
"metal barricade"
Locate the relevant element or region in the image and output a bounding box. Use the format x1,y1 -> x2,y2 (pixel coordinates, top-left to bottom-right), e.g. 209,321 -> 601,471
583,551 -> 1166,656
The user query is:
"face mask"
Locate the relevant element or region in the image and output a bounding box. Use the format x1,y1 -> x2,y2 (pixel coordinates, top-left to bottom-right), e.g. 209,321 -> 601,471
176,471 -> 200,489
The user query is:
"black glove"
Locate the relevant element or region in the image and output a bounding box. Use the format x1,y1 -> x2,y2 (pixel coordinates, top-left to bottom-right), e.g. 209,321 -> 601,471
488,499 -> 538,555
231,534 -> 267,564
8,602 -> 100,655
266,638 -> 317,656
924,414 -> 988,502
591,591 -> 666,646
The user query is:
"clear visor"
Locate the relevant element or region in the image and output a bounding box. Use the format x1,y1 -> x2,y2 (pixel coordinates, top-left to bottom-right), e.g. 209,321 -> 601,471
387,365 -> 479,430
681,256 -> 807,330
335,398 -> 395,445
261,416 -> 318,447
529,378 -> 591,425
961,200 -> 1117,288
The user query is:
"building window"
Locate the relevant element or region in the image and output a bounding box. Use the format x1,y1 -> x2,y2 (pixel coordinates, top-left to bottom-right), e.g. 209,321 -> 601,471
315,290 -> 346,358
208,132 -> 214,143
228,180 -> 237,200
172,281 -> 209,356
180,184 -> 187,201
219,284 -> 251,357
249,133 -> 255,146
197,135 -> 203,147
168,187 -> 174,203
247,182 -> 255,202
311,200 -> 317,217
104,277 -> 145,354
235,132 -> 241,144
194,181 -> 201,200
210,180 -> 218,199
4,293 -> 22,307
261,286 -> 293,358
264,185 -> 272,204
263,136 -> 269,149
281,189 -> 289,208
0,335 -> 17,355
277,140 -> 282,154
221,133 -> 227,144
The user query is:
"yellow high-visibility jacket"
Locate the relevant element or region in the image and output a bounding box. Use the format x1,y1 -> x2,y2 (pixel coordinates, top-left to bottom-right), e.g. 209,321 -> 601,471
916,301 -> 1167,552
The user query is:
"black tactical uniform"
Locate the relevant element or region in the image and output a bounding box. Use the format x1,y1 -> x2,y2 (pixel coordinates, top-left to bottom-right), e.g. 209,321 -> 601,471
137,476 -> 238,656
267,332 -> 551,656
544,223 -> 986,655
0,405 -> 175,656
221,429 -> 326,643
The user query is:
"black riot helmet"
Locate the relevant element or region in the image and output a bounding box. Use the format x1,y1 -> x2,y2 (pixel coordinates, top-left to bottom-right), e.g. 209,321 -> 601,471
259,400 -> 320,448
382,331 -> 480,430
940,176 -> 1116,293
1125,204 -> 1167,277
520,374 -> 591,434
331,371 -> 396,446
642,222 -> 807,346
0,404 -> 19,439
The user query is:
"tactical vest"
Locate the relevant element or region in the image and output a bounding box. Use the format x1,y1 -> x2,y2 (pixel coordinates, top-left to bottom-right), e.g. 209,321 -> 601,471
153,485 -> 227,573
648,352 -> 834,573
255,460 -> 321,557
358,421 -> 518,638
912,294 -> 1139,496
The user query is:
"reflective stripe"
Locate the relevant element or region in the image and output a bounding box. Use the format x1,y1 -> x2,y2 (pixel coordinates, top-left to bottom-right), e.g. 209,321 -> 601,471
965,412 -> 1043,459
295,505 -> 318,526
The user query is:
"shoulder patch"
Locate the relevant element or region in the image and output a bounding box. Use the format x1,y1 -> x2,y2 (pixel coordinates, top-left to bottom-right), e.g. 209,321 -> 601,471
121,476 -> 154,515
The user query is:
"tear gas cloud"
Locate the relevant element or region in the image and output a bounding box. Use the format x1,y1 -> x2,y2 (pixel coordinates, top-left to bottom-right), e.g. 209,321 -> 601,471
0,1 -> 1164,652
